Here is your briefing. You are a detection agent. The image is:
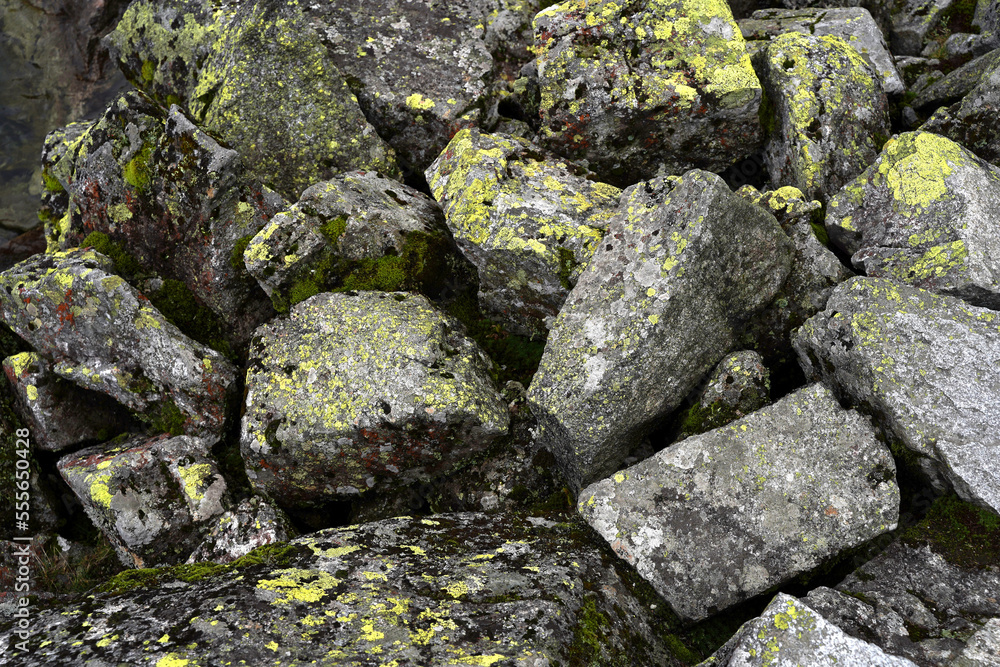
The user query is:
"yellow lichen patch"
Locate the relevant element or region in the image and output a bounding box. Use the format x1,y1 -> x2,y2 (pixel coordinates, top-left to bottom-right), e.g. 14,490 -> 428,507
155,655 -> 191,667
878,133 -> 968,210
256,569 -> 341,604
892,241 -> 968,280
406,93 -> 436,111
309,544 -> 362,559
177,463 -> 214,503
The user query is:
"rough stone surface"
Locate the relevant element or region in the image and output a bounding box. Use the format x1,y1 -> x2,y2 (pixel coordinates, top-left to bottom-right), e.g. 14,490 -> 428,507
922,54 -> 1000,166
952,618 -> 1000,667
58,433 -> 227,567
974,0 -> 1000,51
674,349 -> 771,440
0,512 -> 683,666
825,132 -> 1000,309
700,593 -> 919,666
740,6 -> 904,95
426,129 -> 622,337
759,32 -> 891,203
0,249 -> 237,437
794,277 -> 1000,514
528,170 -> 793,491
244,170 -> 464,314
186,496 -> 295,565
242,291 -> 509,508
1,351 -> 135,452
579,383 -> 899,623
891,0 -> 954,56
533,0 -> 763,186
911,47 -> 1000,111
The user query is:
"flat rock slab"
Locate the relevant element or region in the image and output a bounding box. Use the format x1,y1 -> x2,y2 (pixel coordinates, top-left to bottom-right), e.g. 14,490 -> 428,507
0,249 -> 237,437
58,433 -> 227,567
825,131 -> 1000,310
241,291 -> 509,508
579,383 -> 899,623
534,0 -> 762,185
426,129 -> 622,337
0,512 -> 683,666
528,170 -> 792,491
700,593 -> 919,666
794,277 -> 1000,514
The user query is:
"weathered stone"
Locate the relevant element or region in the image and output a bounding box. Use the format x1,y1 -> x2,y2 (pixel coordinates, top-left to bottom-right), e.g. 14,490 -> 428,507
0,512 -> 684,666
759,32 -> 890,203
674,350 -> 770,440
764,0 -> 895,35
922,54 -> 1000,166
528,170 -> 792,491
952,618 -> 1000,667
533,0 -> 763,186
974,0 -> 1000,50
58,433 -> 227,567
426,129 -> 622,337
700,593 -> 919,666
187,0 -> 399,200
740,7 -> 904,95
0,249 -> 237,437
825,132 -> 1000,309
912,48 -> 1000,111
891,0 -> 954,56
244,170 -> 464,314
579,383 -> 899,623
186,496 -> 295,565
794,278 -> 1000,514
242,291 -> 509,508
1,352 -> 135,452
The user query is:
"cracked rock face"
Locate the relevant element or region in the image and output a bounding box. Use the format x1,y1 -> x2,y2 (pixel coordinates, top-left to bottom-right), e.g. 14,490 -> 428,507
528,169 -> 793,491
794,277 -> 1000,514
241,291 -> 509,508
579,383 -> 899,623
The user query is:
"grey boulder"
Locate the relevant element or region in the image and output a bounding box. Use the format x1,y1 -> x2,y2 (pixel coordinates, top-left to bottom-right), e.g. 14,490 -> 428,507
922,54 -> 1000,167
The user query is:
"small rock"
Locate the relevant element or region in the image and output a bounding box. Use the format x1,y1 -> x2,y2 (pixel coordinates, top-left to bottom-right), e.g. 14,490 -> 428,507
674,350 -> 771,439
186,496 -> 295,565
952,618 -> 1000,667
890,0 -> 953,57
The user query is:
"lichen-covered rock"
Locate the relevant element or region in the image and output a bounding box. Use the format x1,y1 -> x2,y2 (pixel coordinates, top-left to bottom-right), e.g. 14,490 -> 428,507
911,47 -> 1000,111
533,0 -> 763,185
1,352 -> 135,452
242,291 -> 509,508
953,618 -> 1000,667
975,0 -> 1000,51
426,129 -> 622,337
825,132 -> 1000,309
891,0 -> 954,56
187,0 -> 399,199
579,383 -> 899,623
38,120 -> 93,241
922,54 -> 1000,166
794,278 -> 1000,514
674,350 -> 770,439
700,593 -> 919,666
186,496 -> 295,565
740,7 -> 904,95
0,249 -> 237,437
47,91 -> 286,348
759,32 -> 890,203
244,171 -> 464,313
58,433 -> 228,567
304,0 -> 538,174
527,170 -> 793,491
766,0 -> 895,35
0,512 -> 684,666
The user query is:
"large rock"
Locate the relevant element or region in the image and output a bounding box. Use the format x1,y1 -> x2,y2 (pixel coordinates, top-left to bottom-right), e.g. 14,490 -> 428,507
911,48 -> 1000,112
0,512 -> 684,666
759,32 -> 890,203
0,249 -> 237,437
58,433 -> 228,567
794,277 -> 1000,514
579,383 -> 899,623
890,0 -> 955,56
976,0 -> 1000,50
241,291 -> 509,508
527,170 -> 793,491
700,593 -> 919,666
922,54 -> 1000,167
426,129 -> 622,337
533,0 -> 763,185
825,132 -> 1000,310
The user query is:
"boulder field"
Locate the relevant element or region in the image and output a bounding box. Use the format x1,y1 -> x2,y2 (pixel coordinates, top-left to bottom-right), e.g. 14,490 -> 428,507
2,0 -> 1000,665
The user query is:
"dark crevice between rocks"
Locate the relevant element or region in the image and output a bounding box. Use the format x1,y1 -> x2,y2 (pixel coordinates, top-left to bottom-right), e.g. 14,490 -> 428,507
718,151 -> 768,191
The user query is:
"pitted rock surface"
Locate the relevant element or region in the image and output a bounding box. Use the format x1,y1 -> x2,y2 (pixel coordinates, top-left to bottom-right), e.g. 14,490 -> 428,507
579,383 -> 899,623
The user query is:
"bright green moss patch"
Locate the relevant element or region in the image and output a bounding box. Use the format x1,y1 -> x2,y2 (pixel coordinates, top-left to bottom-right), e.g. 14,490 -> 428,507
82,231 -> 144,280
123,143 -> 155,191
41,169 -> 64,194
556,247 -> 576,290
141,60 -> 155,83
318,215 -> 347,243
902,494 -> 1000,569
568,595 -> 612,665
149,397 -> 186,436
229,234 -> 255,270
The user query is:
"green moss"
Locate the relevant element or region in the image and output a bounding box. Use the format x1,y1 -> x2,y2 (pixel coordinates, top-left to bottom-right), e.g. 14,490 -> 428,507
229,234 -> 255,270
150,397 -> 186,436
556,247 -> 577,290
902,494 -> 1000,569
664,634 -> 701,665
123,143 -> 155,191
318,215 -> 347,243
41,169 -> 64,194
147,279 -> 233,360
568,595 -> 611,665
82,231 -> 144,281
141,60 -> 155,83
809,206 -> 829,246
758,87 -> 777,139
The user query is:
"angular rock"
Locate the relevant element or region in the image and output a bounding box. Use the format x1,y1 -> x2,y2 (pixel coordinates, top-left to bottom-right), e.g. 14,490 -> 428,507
740,7 -> 904,95
912,48 -> 1000,111
244,171 -> 463,313
953,618 -> 1000,667
242,291 -> 509,508
187,0 -> 399,199
0,512 -> 684,666
186,496 -> 295,565
528,170 -> 793,491
674,350 -> 771,440
2,352 -> 135,452
765,0 -> 895,35
426,129 -> 622,337
58,433 -> 227,567
534,0 -> 763,185
825,132 -> 1000,309
759,32 -> 890,203
579,383 -> 899,623
701,593 -> 919,666
974,0 -> 1000,51
922,54 -> 1000,166
891,0 -> 954,56
794,278 -> 1000,514
0,249 -> 237,437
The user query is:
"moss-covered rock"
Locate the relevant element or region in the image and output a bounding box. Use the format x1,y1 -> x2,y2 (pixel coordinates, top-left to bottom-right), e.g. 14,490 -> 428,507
674,350 -> 771,440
